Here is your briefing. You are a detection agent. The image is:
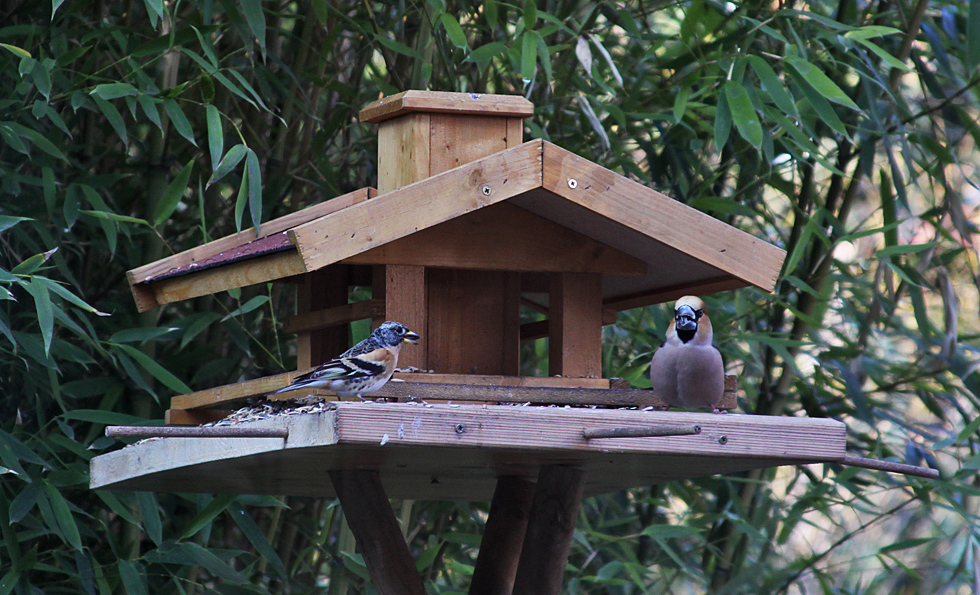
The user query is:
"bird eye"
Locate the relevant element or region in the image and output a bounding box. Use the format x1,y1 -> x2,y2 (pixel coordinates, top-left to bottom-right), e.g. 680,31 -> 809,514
695,309 -> 704,319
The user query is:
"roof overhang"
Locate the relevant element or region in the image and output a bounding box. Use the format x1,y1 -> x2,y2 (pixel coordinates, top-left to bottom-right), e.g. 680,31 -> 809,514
127,140 -> 785,312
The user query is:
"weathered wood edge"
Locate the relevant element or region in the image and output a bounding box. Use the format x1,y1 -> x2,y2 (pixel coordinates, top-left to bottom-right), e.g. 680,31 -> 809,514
360,90 -> 534,124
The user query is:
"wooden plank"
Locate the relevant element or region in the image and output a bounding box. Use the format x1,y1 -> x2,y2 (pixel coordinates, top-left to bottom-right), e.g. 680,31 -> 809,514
378,113 -> 430,194
342,202 -> 645,275
169,371 -> 737,413
427,270 -> 516,375
541,142 -> 786,293
165,408 -> 233,425
128,188 -> 373,287
328,469 -> 426,595
506,117 -> 524,148
297,266 -> 351,369
288,141 -> 544,274
147,250 -> 307,308
90,404 -> 849,499
469,476 -> 535,595
603,276 -> 746,312
283,299 -> 385,335
360,90 -> 534,124
548,272 -> 603,378
428,114 -> 510,173
512,465 -> 586,595
384,265 -> 427,370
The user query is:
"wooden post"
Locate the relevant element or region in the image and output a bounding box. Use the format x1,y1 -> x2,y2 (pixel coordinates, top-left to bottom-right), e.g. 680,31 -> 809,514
297,265 -> 350,369
469,476 -> 535,595
327,470 -> 425,595
381,265 -> 427,370
548,272 -> 602,377
512,465 -> 587,595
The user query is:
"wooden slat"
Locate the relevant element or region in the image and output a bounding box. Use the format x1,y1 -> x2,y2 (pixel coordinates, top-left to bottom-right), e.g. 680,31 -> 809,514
146,250 -> 307,308
603,276 -> 747,312
378,113 -> 430,194
429,114 -> 510,173
90,403 -> 849,499
469,476 -> 535,595
360,90 -> 534,124
512,465 -> 586,595
541,142 -> 785,293
384,265 -> 427,370
283,299 -> 385,335
328,470 -> 426,595
169,371 -> 737,413
128,188 -> 373,287
296,266 -> 351,369
549,272 -> 602,378
288,141 -> 544,274
165,408 -> 233,425
342,202 -> 645,275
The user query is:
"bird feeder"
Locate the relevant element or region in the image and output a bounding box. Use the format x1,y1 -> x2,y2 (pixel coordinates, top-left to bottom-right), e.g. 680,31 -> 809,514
90,92 -> 920,595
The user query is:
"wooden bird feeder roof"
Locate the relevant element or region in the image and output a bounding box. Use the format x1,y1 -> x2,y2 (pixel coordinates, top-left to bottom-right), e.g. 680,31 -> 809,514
126,99 -> 784,314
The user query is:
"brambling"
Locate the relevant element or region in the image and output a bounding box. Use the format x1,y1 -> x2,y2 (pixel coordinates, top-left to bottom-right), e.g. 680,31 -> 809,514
272,320 -> 420,400
649,296 -> 726,413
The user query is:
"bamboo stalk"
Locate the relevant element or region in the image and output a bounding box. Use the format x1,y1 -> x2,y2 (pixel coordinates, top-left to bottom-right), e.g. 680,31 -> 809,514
106,426 -> 288,439
583,425 -> 702,439
841,455 -> 939,480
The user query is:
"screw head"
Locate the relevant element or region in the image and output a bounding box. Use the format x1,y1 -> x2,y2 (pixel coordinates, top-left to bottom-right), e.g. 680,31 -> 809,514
567,178 -> 578,189
454,423 -> 466,434
481,185 -> 492,196
718,435 -> 728,445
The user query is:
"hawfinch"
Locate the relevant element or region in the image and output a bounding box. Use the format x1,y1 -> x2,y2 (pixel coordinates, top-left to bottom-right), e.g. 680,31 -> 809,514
272,321 -> 420,400
649,296 -> 726,413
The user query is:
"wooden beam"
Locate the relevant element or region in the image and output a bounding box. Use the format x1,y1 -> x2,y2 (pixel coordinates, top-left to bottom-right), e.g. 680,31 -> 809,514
343,203 -> 645,276
284,299 -> 385,335
143,250 -> 307,309
296,266 -> 351,370
328,470 -> 426,595
360,90 -> 534,124
128,188 -> 372,287
603,276 -> 746,312
541,142 -> 785,294
512,465 -> 586,595
384,265 -> 427,370
288,141 -> 544,274
549,272 -> 603,378
469,476 -> 535,595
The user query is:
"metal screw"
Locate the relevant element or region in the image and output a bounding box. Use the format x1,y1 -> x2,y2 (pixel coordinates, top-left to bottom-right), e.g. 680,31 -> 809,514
718,435 -> 728,445
454,423 -> 466,434
481,185 -> 492,196
567,178 -> 578,189
693,425 -> 702,434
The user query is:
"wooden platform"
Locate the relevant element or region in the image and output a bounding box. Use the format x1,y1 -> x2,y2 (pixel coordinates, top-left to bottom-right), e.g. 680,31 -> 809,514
91,403 -> 846,500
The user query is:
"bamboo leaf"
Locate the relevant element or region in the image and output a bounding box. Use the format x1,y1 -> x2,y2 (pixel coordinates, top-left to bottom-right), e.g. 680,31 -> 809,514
246,148 -> 262,233
136,492 -> 162,545
163,99 -> 198,146
785,56 -> 859,110
230,503 -> 287,578
43,483 -> 82,549
112,344 -> 192,394
968,0 -> 980,71
153,159 -> 194,226
182,494 -> 236,539
91,96 -> 129,144
207,144 -> 248,188
24,278 -> 54,355
206,104 -> 223,170
439,14 -> 469,49
724,81 -> 763,149
90,83 -> 138,100
240,0 -> 267,56
117,561 -> 147,595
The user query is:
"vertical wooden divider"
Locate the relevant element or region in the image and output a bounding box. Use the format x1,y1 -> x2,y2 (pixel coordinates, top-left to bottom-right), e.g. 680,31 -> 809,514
511,465 -> 587,595
297,265 -> 350,369
382,265 -> 427,371
328,470 -> 425,595
548,272 -> 602,377
469,476 -> 535,595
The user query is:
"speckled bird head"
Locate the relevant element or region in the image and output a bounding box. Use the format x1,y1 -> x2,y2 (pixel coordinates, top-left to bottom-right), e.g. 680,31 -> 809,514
373,321 -> 420,347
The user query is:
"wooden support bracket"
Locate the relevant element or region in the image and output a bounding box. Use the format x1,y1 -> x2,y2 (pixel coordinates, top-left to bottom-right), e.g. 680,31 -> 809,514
469,476 -> 536,595
328,469 -> 425,595
512,465 -> 587,595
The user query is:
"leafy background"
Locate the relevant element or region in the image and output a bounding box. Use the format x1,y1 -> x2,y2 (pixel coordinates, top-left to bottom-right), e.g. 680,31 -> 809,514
2,0 -> 979,593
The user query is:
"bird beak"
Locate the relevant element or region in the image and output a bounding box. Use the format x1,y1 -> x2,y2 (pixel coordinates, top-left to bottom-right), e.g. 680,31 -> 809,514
674,305 -> 699,332
403,331 -> 420,345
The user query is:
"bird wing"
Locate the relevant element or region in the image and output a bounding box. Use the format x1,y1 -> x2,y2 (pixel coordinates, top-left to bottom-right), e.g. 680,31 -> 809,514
303,349 -> 391,382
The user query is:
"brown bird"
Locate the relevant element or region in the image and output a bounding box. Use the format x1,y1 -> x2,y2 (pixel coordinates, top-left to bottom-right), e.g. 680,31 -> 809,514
649,296 -> 726,413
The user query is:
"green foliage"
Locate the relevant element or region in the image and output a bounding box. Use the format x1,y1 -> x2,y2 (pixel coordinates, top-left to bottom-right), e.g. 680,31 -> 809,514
2,0 -> 979,593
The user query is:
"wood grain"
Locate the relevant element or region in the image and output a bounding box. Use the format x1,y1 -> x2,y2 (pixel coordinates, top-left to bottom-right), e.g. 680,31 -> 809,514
284,299 -> 385,335
288,141 -> 543,274
541,142 -> 785,293
377,113 -> 430,193
548,272 -> 603,378
469,476 -> 535,595
360,90 -> 534,124
385,265 -> 427,370
329,470 -> 426,595
342,202 -> 645,275
512,465 -> 586,595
